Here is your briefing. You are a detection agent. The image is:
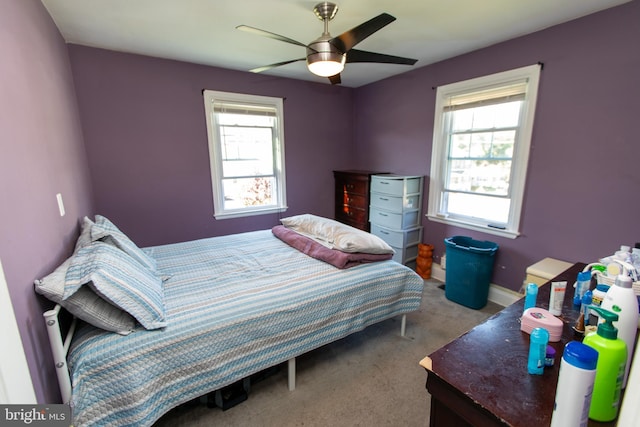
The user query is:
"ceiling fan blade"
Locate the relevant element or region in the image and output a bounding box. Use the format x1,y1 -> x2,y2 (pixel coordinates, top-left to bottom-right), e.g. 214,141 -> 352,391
328,74 -> 341,85
346,49 -> 417,65
330,13 -> 396,53
249,58 -> 306,73
236,25 -> 308,48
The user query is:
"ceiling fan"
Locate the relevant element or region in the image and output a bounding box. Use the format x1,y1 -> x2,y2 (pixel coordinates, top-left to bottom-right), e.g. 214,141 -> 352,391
236,2 -> 418,84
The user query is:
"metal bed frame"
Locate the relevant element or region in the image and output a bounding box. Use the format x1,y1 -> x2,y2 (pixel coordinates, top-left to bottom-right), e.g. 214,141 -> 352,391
44,304 -> 407,404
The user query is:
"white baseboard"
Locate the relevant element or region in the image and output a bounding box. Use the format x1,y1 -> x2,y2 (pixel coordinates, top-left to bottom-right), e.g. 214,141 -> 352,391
431,263 -> 522,307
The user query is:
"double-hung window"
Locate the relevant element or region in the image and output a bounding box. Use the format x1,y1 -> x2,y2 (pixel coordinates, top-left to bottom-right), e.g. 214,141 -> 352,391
203,90 -> 287,219
427,64 -> 541,238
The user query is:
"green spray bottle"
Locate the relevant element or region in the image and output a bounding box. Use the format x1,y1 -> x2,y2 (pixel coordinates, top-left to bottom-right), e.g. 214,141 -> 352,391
582,306 -> 627,422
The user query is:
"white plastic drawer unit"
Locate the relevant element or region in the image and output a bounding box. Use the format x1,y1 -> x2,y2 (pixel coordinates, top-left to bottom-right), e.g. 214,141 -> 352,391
369,207 -> 419,229
371,224 -> 422,249
391,244 -> 419,264
370,193 -> 420,212
371,175 -> 422,197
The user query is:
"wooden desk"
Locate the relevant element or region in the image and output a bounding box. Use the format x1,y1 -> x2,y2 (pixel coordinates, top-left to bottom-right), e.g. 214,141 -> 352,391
420,263 -> 615,427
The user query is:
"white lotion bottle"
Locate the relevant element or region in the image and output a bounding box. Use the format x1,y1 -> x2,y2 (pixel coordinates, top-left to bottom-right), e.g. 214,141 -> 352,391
550,341 -> 598,427
600,273 -> 639,388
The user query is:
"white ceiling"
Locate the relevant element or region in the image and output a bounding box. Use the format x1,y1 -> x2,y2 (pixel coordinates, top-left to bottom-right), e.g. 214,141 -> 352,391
41,0 -> 631,88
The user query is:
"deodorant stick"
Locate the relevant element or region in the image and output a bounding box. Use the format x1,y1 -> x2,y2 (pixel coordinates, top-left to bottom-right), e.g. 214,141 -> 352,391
550,341 -> 598,427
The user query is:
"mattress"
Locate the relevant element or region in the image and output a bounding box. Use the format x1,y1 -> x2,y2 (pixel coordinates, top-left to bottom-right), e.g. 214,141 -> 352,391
67,229 -> 424,426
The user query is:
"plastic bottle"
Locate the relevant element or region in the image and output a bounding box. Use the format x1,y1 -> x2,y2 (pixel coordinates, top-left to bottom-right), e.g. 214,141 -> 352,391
618,316 -> 640,426
573,271 -> 591,308
600,273 -> 639,388
582,306 -> 627,422
581,290 -> 593,326
527,327 -> 549,375
524,283 -> 538,312
550,341 -> 598,427
591,284 -> 610,307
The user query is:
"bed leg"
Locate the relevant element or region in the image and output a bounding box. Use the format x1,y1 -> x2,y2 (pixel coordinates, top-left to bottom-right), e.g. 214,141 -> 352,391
400,314 -> 407,337
287,358 -> 296,391
44,306 -> 73,404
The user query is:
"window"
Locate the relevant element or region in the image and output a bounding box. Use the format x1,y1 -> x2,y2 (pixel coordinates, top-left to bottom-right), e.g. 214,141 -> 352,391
427,64 -> 541,238
203,90 -> 287,219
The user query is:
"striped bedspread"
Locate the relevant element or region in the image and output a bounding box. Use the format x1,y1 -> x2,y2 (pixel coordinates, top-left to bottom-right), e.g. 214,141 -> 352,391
67,230 -> 424,426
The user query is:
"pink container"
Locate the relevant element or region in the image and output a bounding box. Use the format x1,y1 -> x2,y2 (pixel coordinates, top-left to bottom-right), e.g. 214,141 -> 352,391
521,307 -> 563,342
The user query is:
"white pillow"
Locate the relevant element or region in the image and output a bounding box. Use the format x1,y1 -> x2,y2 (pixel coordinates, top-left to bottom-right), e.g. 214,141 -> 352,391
280,214 -> 394,254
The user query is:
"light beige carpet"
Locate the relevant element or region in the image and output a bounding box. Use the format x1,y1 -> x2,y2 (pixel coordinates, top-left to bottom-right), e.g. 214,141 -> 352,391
155,280 -> 503,427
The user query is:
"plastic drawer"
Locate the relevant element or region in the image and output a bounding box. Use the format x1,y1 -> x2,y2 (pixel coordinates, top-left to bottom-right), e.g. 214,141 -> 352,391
369,207 -> 419,229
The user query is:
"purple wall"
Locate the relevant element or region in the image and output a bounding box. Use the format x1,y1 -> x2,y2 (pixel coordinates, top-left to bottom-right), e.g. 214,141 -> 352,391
354,0 -> 640,292
0,0 -> 94,403
69,46 -> 354,247
4,0 -> 639,406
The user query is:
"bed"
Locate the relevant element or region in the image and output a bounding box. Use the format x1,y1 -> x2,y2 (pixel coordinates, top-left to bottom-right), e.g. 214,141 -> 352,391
37,214 -> 424,427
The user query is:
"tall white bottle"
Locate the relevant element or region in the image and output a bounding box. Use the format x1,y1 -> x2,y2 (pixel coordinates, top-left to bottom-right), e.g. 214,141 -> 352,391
600,274 -> 639,388
618,332 -> 640,426
550,341 -> 598,427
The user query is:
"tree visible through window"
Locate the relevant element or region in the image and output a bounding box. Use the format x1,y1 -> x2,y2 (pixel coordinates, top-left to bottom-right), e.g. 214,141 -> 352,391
427,65 -> 541,238
203,90 -> 287,219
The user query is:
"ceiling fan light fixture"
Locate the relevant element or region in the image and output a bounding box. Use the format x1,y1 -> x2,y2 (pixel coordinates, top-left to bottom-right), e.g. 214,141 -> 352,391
306,38 -> 346,77
307,54 -> 345,77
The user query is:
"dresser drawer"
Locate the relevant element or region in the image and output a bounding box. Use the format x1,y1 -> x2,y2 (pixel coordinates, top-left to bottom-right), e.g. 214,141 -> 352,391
371,225 -> 422,248
335,207 -> 368,227
340,193 -> 367,210
370,192 -> 420,212
338,179 -> 369,196
369,207 -> 419,229
371,175 -> 422,196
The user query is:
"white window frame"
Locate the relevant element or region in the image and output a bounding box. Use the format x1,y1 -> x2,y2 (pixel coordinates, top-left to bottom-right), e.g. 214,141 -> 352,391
203,90 -> 287,219
427,64 -> 541,239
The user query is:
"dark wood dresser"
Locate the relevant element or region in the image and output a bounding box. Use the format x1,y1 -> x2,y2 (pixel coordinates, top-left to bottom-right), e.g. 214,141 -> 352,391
419,263 -> 617,427
333,170 -> 384,231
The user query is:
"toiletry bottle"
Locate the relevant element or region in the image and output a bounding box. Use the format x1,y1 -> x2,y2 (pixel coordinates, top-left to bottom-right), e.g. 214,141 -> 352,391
600,273 -> 639,388
573,271 -> 591,308
591,284 -> 610,307
618,307 -> 640,426
527,327 -> 549,375
550,341 -> 598,427
524,283 -> 538,312
581,290 -> 593,326
582,307 -> 627,422
548,281 -> 566,316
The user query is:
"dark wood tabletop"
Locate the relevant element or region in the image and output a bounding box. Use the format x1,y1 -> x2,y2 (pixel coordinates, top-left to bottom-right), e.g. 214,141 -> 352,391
420,262 -> 617,427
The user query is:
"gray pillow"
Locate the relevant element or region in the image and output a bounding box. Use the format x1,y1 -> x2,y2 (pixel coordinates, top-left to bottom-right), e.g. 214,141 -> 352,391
65,242 -> 166,330
35,257 -> 136,335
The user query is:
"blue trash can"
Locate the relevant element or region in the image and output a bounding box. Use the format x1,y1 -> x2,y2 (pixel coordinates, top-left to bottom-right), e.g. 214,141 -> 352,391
444,236 -> 499,309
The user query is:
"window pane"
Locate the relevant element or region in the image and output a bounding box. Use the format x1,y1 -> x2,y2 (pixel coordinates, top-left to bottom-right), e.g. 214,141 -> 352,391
446,159 -> 511,196
491,130 -> 515,157
450,133 -> 471,157
446,192 -> 511,223
219,125 -> 274,177
451,109 -> 473,131
469,132 -> 492,157
493,102 -> 522,128
471,105 -> 496,129
222,177 -> 274,209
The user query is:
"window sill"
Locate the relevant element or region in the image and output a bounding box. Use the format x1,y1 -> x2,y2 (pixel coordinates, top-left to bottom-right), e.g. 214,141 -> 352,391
426,214 -> 519,239
214,206 -> 288,220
